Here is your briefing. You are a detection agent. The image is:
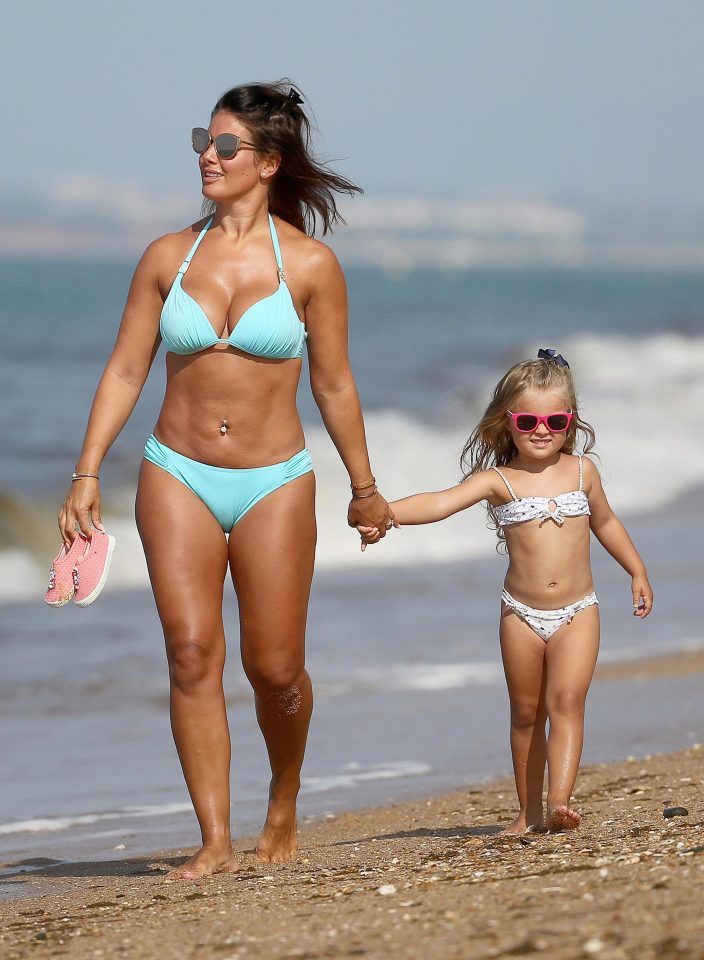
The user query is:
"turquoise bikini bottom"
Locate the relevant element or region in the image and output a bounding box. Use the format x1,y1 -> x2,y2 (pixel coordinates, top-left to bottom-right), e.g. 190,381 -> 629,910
143,435 -> 313,532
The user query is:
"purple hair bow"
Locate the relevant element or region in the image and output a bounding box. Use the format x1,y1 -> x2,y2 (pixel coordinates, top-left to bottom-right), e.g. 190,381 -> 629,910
538,348 -> 570,369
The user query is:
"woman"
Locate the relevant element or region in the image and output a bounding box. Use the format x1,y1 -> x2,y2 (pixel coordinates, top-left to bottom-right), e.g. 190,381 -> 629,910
58,81 -> 395,880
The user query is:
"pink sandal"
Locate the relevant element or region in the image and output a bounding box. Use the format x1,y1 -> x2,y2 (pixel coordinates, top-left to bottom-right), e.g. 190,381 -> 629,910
73,529 -> 116,607
44,534 -> 89,607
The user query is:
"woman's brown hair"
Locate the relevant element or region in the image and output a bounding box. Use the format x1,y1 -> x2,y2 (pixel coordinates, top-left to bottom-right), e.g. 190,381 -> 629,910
206,79 -> 362,235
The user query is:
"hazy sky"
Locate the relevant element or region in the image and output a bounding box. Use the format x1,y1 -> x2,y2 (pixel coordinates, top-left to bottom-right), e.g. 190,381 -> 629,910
4,0 -> 703,205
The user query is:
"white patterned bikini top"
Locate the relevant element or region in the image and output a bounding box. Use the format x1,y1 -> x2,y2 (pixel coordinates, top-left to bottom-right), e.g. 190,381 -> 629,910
491,455 -> 590,527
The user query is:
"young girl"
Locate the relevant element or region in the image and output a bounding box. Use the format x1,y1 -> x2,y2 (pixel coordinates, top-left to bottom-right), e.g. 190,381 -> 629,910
360,351 -> 653,833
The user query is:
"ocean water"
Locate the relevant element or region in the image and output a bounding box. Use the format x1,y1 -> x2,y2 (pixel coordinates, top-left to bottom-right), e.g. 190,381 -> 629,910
1,259 -> 703,872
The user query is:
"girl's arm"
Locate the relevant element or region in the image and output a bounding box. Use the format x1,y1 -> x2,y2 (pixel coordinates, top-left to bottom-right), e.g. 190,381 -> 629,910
357,470 -> 497,549
391,470 -> 498,524
585,459 -> 653,618
305,244 -> 394,535
58,240 -> 167,543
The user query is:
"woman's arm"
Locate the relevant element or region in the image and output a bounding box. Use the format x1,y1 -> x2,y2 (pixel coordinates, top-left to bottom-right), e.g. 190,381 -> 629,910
58,240 -> 167,543
585,459 -> 653,617
304,243 -> 394,534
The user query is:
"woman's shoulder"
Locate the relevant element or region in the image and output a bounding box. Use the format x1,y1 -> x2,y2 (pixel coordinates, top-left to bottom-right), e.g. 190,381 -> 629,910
144,219 -> 210,259
273,217 -> 342,273
136,220 -> 211,280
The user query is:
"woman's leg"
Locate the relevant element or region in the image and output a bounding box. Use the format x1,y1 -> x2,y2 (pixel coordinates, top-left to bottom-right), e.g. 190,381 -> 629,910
136,460 -> 237,880
499,605 -> 549,833
544,604 -> 600,830
228,471 -> 316,863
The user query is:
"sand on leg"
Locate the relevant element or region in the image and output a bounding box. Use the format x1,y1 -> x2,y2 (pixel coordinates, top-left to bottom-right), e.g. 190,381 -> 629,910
136,459 -> 238,881
499,603 -> 549,833
544,603 -> 600,831
229,471 -> 316,863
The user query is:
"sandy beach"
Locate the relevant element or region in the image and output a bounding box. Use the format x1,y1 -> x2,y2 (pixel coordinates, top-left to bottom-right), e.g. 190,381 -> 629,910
1,742 -> 702,960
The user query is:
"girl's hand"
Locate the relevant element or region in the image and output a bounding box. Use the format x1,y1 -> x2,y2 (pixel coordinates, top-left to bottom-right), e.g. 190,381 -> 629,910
58,479 -> 105,545
357,524 -> 381,552
632,574 -> 653,618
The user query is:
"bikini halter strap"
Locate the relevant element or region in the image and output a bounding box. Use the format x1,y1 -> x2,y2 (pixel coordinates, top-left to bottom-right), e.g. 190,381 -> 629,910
268,214 -> 286,280
178,217 -> 214,275
577,454 -> 584,492
178,215 -> 284,280
492,466 -> 518,501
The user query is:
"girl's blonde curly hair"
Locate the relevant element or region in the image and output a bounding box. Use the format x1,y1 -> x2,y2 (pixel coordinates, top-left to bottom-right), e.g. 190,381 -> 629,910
460,357 -> 596,550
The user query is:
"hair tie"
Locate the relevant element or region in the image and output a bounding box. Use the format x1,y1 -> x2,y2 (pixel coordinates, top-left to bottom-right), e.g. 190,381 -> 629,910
272,88 -> 304,120
538,347 -> 570,368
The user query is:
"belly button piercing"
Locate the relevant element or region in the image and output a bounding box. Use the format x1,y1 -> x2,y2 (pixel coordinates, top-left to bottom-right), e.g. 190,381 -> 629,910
220,419 -> 228,435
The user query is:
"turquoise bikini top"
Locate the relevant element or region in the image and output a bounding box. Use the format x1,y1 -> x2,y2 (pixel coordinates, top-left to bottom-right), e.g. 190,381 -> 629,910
160,215 -> 306,360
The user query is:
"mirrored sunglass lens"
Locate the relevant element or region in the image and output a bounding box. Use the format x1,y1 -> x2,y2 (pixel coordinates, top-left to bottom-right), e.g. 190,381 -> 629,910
214,134 -> 239,159
547,414 -> 569,431
191,128 -> 210,154
516,415 -> 538,432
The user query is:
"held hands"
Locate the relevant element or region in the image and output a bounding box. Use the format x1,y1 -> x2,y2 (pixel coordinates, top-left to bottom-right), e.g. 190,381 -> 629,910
632,573 -> 654,618
357,524 -> 385,551
59,479 -> 105,546
347,492 -> 399,552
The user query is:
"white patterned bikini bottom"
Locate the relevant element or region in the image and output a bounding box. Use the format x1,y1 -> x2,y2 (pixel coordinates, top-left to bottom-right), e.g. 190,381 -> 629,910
501,588 -> 599,642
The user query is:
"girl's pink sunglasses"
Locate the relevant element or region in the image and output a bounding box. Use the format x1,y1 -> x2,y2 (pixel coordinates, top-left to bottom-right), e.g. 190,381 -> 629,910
508,411 -> 573,433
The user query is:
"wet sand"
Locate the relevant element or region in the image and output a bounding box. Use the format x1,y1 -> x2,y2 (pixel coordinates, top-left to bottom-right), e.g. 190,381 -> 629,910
1,743 -> 702,960
595,647 -> 704,682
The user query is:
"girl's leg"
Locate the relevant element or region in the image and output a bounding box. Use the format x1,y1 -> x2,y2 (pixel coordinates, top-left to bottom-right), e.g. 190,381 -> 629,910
499,606 -> 549,833
228,471 -> 316,863
544,604 -> 600,830
136,460 -> 236,881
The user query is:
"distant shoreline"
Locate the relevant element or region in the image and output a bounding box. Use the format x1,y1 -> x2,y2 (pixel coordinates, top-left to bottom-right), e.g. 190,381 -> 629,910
3,242 -> 704,271
4,192 -> 704,269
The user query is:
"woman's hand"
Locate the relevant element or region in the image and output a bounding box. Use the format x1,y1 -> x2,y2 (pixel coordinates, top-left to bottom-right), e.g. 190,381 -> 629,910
632,574 -> 653,618
347,492 -> 398,551
58,479 -> 105,545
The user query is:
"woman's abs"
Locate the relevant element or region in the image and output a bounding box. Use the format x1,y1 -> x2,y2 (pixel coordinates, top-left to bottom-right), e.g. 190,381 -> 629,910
154,349 -> 305,467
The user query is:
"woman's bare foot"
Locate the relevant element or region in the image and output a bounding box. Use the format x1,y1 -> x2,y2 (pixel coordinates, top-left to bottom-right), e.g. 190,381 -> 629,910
546,804 -> 582,831
256,792 -> 298,863
500,814 -> 546,835
165,842 -> 239,882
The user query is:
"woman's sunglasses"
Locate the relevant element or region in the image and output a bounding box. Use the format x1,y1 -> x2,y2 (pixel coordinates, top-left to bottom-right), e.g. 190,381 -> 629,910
191,127 -> 257,161
508,411 -> 573,433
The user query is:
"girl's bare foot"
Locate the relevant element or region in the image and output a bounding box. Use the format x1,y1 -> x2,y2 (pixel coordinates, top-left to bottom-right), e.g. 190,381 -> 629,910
546,804 -> 582,831
165,843 -> 239,882
500,814 -> 546,835
256,793 -> 298,863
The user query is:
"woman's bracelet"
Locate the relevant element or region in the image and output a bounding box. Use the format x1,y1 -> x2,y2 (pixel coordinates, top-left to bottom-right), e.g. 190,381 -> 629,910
351,476 -> 376,492
351,487 -> 378,499
72,472 -> 100,481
